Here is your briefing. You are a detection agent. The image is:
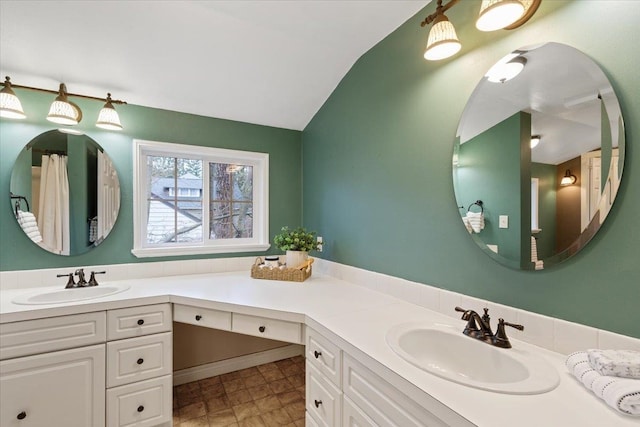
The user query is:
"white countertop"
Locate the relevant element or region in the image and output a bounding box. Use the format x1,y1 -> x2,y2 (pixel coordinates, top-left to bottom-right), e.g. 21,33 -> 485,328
1,272 -> 636,427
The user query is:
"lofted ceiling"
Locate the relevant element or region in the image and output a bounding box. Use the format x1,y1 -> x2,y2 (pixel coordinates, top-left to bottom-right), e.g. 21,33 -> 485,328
0,0 -> 429,131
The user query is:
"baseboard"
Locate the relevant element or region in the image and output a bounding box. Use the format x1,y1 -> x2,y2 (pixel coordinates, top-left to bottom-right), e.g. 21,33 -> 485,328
173,344 -> 304,386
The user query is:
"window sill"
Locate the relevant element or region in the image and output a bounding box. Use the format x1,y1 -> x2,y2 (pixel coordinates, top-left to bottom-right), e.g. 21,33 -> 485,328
131,244 -> 271,258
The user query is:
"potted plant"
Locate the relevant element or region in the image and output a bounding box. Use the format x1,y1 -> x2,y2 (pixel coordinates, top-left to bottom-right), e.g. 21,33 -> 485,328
273,226 -> 321,268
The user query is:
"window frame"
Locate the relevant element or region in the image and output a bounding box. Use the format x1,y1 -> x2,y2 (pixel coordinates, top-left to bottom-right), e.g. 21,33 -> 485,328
132,139 -> 269,258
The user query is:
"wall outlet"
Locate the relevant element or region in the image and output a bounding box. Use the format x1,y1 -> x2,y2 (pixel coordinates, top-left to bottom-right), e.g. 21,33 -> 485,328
317,236 -> 323,252
499,215 -> 509,229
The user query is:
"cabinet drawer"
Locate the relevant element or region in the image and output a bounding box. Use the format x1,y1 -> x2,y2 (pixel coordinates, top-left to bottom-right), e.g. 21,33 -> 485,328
107,304 -> 171,340
232,313 -> 302,344
107,332 -> 172,388
306,362 -> 342,427
343,395 -> 377,427
0,344 -> 106,427
343,354 -> 448,427
106,375 -> 172,427
0,311 -> 106,360
173,304 -> 231,330
306,411 -> 320,427
306,327 -> 342,387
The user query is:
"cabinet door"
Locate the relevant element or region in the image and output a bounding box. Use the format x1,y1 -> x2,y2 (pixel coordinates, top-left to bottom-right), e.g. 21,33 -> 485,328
0,344 -> 106,427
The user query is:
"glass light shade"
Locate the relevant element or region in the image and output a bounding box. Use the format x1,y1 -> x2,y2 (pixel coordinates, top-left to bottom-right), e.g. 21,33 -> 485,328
476,0 -> 525,31
486,56 -> 526,83
560,170 -> 577,186
0,91 -> 26,119
530,135 -> 540,148
47,99 -> 80,125
0,78 -> 26,119
424,17 -> 461,61
96,106 -> 123,130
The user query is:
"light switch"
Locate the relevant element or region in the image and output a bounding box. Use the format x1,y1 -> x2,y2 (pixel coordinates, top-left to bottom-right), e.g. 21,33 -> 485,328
499,215 -> 509,228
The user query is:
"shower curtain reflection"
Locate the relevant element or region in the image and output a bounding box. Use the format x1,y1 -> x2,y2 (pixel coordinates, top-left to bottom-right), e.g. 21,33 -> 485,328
37,154 -> 70,255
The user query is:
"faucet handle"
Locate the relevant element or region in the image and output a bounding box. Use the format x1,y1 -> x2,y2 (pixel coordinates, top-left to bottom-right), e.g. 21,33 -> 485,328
88,271 -> 106,286
57,273 -> 76,288
454,306 -> 467,314
493,318 -> 525,348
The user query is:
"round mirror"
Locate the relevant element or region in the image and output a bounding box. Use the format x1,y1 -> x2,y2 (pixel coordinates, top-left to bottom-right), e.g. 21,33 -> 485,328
10,130 -> 121,256
453,42 -> 624,270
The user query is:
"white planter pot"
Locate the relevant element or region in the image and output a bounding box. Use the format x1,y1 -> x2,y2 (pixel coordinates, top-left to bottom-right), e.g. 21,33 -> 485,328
286,250 -> 308,268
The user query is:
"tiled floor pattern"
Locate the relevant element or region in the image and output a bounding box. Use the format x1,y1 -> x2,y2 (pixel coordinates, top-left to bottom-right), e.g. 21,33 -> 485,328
173,356 -> 306,427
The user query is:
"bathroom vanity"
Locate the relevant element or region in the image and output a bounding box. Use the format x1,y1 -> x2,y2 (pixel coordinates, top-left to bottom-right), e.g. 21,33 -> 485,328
1,270 -> 637,427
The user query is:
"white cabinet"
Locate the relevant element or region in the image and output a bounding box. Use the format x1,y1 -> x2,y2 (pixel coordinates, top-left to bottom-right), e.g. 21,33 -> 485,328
232,313 -> 302,344
306,362 -> 342,426
0,344 -> 106,427
173,304 -> 231,331
106,304 -> 172,427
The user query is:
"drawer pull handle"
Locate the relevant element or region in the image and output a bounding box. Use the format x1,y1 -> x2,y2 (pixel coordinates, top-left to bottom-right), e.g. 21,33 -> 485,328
314,350 -> 322,359
258,326 -> 266,333
17,411 -> 27,420
314,399 -> 322,408
137,319 -> 144,325
137,358 -> 144,365
137,405 -> 144,413
195,315 -> 202,321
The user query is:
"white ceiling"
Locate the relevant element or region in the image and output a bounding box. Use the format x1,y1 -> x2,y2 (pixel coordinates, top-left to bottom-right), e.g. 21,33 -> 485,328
0,0 -> 429,131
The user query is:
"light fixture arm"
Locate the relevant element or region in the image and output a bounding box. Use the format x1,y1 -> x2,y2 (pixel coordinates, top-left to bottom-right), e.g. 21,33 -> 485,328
0,77 -> 127,105
421,0 -> 459,27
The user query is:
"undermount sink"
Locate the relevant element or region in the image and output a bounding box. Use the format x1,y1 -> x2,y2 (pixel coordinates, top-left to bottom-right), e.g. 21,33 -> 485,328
386,322 -> 559,395
12,284 -> 130,305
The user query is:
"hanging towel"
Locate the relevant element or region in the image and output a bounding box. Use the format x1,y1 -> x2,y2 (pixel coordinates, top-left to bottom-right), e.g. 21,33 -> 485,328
531,236 -> 544,270
461,216 -> 473,233
17,210 -> 43,243
566,351 -> 640,416
89,216 -> 98,243
588,349 -> 640,379
465,211 -> 484,233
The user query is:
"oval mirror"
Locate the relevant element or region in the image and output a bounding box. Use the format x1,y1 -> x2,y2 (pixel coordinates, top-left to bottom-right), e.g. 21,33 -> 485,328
453,42 -> 624,270
10,130 -> 121,256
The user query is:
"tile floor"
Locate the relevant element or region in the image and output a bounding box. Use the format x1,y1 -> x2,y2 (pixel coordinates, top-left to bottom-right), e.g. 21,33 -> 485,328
173,356 -> 306,427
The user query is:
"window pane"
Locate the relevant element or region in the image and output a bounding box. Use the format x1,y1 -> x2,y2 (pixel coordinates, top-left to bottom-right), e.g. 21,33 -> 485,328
209,163 -> 253,240
146,156 -> 203,244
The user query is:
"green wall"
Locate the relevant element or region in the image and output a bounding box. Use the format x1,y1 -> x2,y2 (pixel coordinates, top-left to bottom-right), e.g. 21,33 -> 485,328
302,1 -> 640,337
0,90 -> 302,270
455,112 -> 525,268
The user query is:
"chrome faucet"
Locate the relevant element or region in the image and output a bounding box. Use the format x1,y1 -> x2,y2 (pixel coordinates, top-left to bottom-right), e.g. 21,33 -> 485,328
454,306 -> 524,348
75,268 -> 87,286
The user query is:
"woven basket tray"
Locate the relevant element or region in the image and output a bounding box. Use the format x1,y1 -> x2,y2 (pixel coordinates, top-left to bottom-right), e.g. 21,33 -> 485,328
250,257 -> 314,282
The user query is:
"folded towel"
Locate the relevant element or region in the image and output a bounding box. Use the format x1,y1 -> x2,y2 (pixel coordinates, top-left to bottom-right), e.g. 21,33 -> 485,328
566,351 -> 640,416
462,216 -> 473,234
16,210 -> 43,244
465,211 -> 484,233
588,349 -> 640,379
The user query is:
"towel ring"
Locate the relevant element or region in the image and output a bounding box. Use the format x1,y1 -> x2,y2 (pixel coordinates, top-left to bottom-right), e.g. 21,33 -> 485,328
467,200 -> 484,213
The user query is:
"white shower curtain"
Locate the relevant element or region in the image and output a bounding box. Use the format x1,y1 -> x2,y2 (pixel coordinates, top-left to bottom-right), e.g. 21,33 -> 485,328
37,154 -> 70,255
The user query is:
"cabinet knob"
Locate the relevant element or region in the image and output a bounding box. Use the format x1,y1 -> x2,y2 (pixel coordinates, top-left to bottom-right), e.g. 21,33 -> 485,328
258,326 -> 266,333
314,399 -> 322,408
137,319 -> 144,326
137,358 -> 144,365
17,411 -> 27,420
195,315 -> 202,321
314,350 -> 322,359
137,405 -> 144,413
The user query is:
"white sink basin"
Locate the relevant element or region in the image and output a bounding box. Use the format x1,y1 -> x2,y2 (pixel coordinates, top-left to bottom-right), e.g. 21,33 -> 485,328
12,284 -> 130,305
386,322 -> 559,394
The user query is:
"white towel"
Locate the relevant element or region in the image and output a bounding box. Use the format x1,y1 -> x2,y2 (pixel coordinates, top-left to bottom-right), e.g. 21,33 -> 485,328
17,210 -> 43,243
465,211 -> 484,233
566,351 -> 640,416
531,236 -> 544,270
588,349 -> 640,379
461,216 -> 473,233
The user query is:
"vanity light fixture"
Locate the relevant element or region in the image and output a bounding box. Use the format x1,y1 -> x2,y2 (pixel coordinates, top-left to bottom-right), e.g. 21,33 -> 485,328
421,0 -> 540,61
0,76 -> 26,119
47,83 -> 82,125
0,76 -> 126,131
560,169 -> 577,186
530,135 -> 540,148
485,55 -> 527,83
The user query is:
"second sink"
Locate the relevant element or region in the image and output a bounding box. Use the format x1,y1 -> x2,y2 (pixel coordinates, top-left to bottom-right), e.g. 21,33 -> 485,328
12,284 -> 130,305
386,322 -> 559,395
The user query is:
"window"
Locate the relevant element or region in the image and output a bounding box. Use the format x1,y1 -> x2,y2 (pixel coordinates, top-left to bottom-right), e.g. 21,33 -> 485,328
132,140 -> 269,257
